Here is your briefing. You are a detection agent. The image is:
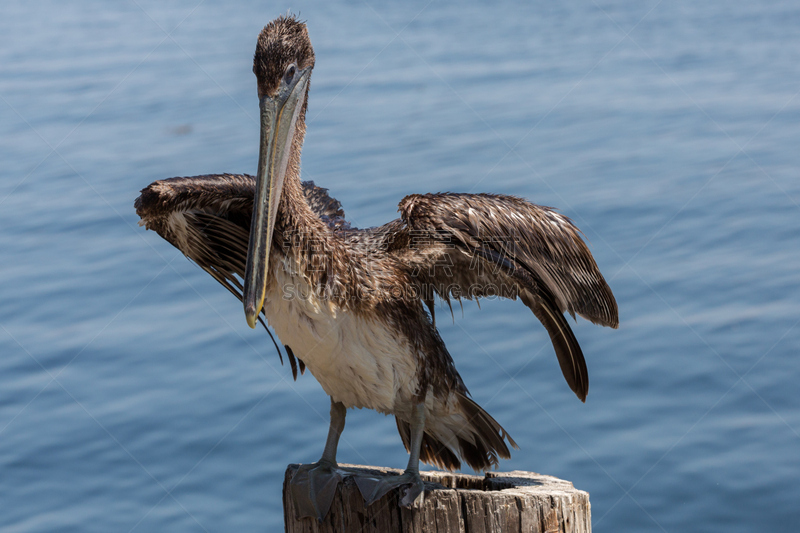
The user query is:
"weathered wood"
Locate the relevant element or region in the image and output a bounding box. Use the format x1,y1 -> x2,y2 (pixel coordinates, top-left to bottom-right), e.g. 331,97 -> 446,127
283,464 -> 591,533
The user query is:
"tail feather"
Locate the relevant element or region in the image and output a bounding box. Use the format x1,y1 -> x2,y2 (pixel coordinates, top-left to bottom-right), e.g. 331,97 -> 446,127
395,393 -> 517,472
456,393 -> 517,470
395,418 -> 461,471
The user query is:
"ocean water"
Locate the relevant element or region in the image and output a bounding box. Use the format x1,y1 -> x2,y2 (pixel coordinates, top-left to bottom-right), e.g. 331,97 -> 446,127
1,1 -> 799,531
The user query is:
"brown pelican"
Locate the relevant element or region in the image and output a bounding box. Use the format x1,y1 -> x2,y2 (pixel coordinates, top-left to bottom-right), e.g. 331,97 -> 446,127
135,15 -> 618,521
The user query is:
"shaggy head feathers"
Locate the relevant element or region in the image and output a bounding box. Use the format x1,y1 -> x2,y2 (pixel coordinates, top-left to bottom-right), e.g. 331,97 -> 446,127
253,15 -> 315,98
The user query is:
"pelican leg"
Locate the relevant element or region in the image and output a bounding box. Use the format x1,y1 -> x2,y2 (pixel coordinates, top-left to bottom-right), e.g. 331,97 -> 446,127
355,402 -> 426,508
290,398 -> 351,521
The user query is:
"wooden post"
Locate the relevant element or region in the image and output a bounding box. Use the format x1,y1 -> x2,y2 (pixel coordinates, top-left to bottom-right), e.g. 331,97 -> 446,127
283,464 -> 591,533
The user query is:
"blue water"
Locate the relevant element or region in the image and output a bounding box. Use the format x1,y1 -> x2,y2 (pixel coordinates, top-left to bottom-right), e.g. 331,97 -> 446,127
2,1 -> 799,531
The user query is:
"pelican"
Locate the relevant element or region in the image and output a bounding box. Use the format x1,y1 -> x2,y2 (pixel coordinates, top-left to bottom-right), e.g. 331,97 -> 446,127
135,15 -> 618,521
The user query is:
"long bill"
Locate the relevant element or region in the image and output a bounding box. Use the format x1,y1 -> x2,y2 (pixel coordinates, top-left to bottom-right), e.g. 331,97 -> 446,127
243,70 -> 310,328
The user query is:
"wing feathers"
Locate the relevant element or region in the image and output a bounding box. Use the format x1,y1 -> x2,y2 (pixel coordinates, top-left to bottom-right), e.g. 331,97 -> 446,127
135,174 -> 347,379
520,290 -> 588,401
399,192 -> 618,328
397,192 -> 615,400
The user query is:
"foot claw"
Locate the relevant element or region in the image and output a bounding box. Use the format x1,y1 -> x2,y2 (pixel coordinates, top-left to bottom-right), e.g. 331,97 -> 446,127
400,476 -> 425,508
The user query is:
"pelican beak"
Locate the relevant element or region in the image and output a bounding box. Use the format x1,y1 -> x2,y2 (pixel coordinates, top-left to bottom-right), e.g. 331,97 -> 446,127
243,69 -> 310,328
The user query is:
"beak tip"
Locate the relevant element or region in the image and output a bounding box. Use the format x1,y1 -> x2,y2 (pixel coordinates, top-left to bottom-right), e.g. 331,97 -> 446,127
245,304 -> 259,329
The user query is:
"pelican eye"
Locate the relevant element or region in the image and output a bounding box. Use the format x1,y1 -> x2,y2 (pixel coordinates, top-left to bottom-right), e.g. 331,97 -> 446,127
284,64 -> 297,85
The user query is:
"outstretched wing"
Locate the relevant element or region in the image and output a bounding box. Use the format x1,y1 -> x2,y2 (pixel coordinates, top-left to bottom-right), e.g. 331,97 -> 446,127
389,192 -> 618,401
134,173 -> 346,378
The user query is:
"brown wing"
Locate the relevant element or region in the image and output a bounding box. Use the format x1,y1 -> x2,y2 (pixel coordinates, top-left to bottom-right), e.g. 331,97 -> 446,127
134,173 -> 346,378
390,192 -> 619,401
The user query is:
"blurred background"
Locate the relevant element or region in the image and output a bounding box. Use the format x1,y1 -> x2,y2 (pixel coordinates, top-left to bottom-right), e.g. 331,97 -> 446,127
1,1 -> 798,531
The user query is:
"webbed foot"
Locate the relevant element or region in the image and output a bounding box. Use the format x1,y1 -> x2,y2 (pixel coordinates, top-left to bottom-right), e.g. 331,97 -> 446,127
354,469 -> 425,508
290,461 -> 352,521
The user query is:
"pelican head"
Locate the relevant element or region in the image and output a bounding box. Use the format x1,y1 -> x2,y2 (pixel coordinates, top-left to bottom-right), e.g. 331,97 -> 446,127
244,16 -> 315,328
